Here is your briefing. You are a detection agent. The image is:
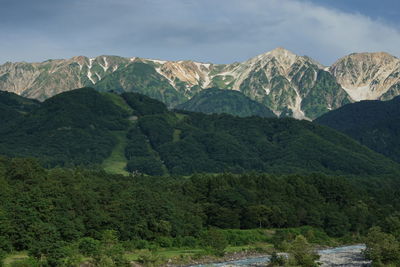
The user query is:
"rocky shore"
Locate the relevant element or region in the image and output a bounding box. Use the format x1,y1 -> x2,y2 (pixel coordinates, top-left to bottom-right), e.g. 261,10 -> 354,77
178,244 -> 371,267
318,245 -> 371,267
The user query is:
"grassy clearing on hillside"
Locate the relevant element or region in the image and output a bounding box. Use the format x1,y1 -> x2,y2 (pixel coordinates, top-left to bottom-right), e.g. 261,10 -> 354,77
101,92 -> 133,113
4,252 -> 29,267
173,129 -> 182,142
102,131 -> 129,175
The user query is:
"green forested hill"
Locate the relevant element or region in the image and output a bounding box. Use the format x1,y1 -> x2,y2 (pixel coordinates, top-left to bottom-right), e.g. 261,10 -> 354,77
315,96 -> 400,163
0,88 -> 130,166
0,87 -> 398,175
0,91 -> 40,123
175,88 -> 277,118
0,91 -> 40,112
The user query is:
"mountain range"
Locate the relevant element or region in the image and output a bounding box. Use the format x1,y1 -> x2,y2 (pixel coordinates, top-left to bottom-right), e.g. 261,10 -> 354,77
1,48 -> 400,120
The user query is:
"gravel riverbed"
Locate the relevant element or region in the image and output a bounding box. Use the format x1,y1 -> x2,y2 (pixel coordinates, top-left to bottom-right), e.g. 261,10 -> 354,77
186,244 -> 371,267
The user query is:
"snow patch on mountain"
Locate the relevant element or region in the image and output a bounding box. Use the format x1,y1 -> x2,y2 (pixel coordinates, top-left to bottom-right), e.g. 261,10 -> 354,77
146,59 -> 167,65
87,58 -> 96,84
100,57 -> 109,72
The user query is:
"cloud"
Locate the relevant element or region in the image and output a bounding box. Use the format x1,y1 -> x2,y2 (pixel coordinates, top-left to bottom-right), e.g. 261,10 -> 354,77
0,0 -> 399,65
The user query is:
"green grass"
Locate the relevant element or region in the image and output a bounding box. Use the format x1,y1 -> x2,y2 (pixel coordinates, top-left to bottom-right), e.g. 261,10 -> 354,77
102,131 -> 129,175
4,252 -> 29,266
175,113 -> 187,121
173,129 -> 182,142
124,243 -> 274,265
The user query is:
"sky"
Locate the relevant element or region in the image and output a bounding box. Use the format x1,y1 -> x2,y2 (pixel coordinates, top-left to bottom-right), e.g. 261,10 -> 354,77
0,0 -> 399,65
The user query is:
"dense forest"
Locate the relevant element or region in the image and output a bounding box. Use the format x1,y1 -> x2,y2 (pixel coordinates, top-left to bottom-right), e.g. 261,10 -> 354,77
0,88 -> 399,176
1,157 -> 400,265
316,96 -> 400,163
175,88 -> 276,118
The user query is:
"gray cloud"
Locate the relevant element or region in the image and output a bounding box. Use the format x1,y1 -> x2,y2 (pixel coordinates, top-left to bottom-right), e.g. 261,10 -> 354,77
0,0 -> 399,65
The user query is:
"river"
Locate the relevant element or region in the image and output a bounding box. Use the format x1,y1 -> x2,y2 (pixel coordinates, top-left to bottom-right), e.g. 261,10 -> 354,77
188,244 -> 371,266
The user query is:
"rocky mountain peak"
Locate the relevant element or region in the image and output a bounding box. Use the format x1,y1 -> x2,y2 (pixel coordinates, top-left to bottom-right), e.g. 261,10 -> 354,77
251,47 -> 299,67
330,51 -> 400,101
331,52 -> 399,68
268,47 -> 297,58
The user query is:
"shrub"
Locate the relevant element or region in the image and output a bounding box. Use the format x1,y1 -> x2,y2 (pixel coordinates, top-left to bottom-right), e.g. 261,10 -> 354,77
78,237 -> 100,257
288,235 -> 320,267
364,227 -> 400,266
269,252 -> 287,266
155,237 -> 173,248
201,228 -> 228,256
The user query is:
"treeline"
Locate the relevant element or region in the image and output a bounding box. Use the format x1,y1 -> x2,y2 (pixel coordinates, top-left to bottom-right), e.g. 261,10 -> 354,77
1,157 -> 400,264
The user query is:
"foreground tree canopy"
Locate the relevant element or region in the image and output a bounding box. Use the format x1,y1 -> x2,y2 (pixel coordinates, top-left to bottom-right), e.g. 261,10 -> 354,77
1,157 -> 400,257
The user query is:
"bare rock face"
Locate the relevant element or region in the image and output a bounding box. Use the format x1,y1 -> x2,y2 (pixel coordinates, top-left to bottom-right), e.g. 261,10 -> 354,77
221,47 -> 350,120
0,56 -> 130,101
148,59 -> 215,98
1,48 -> 399,119
330,52 -> 400,101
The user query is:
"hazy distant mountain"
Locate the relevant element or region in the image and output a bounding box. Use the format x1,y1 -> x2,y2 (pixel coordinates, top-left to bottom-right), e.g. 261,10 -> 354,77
175,88 -> 276,118
1,48 -> 399,119
316,96 -> 400,162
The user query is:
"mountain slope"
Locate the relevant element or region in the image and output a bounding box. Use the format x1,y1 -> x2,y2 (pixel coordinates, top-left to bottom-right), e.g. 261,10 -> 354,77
330,52 -> 400,101
175,88 -> 276,118
0,87 -> 398,176
224,48 -> 351,119
315,96 -> 400,162
95,61 -> 186,107
0,88 -> 130,166
0,56 -> 130,100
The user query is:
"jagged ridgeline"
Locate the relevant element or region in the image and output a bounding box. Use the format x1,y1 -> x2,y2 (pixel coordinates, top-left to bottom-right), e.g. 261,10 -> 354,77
5,48 -> 400,120
0,87 -> 399,176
